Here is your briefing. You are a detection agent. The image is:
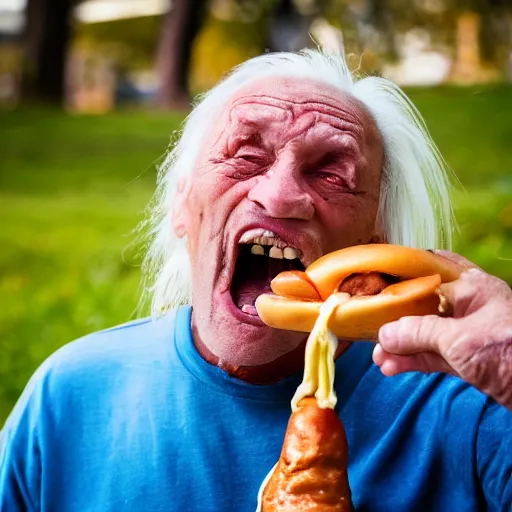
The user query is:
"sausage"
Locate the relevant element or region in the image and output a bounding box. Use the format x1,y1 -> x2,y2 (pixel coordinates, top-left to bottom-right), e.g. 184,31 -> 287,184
261,398 -> 353,512
337,272 -> 399,296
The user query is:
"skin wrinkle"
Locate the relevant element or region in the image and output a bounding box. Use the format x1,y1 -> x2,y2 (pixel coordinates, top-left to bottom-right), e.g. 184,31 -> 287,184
225,115 -> 365,194
228,102 -> 366,149
459,340 -> 512,405
175,76 -> 384,382
229,92 -> 370,130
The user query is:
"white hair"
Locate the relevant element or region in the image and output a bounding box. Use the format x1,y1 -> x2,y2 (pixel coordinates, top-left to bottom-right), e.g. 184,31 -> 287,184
138,47 -> 455,315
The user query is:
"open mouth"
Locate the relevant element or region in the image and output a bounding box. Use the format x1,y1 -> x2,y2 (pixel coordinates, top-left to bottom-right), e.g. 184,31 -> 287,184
230,230 -> 305,317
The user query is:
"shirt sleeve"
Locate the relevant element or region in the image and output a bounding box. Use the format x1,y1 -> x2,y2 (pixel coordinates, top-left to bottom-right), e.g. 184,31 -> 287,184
476,399 -> 512,511
0,368 -> 47,512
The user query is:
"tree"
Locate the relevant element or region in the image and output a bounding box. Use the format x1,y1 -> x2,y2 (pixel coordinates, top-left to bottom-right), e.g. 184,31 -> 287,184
155,0 -> 209,109
266,0 -> 312,52
21,0 -> 75,104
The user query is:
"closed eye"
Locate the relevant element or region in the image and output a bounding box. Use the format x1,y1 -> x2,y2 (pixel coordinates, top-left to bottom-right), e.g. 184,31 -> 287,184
229,147 -> 271,180
233,144 -> 272,167
236,152 -> 268,164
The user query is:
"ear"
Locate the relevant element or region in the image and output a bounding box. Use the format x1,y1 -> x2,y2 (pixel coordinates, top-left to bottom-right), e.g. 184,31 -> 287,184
172,177 -> 190,238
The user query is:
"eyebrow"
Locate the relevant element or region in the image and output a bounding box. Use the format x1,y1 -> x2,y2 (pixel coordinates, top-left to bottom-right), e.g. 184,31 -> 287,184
304,136 -> 360,158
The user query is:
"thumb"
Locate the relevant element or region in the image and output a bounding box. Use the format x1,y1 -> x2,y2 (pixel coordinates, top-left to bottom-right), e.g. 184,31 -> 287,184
433,250 -> 481,271
378,315 -> 458,356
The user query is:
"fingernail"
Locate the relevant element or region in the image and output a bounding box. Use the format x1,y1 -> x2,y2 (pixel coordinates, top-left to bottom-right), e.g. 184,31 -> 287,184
372,343 -> 383,363
373,343 -> 383,356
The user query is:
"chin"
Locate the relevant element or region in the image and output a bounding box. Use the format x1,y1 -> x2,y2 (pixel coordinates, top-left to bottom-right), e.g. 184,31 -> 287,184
203,296 -> 304,367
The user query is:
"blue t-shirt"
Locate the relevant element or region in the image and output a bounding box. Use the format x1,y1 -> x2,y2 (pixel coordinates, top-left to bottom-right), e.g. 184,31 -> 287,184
1,306 -> 511,511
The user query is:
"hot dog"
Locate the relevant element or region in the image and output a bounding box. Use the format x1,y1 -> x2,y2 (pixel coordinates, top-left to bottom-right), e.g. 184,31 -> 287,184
255,246 -> 463,510
255,244 -> 463,340
258,398 -> 352,512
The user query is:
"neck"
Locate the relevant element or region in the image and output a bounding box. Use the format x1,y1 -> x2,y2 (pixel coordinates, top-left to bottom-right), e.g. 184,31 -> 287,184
192,322 -> 351,384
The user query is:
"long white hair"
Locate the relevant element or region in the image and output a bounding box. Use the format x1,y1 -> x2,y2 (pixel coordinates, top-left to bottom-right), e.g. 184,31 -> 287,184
139,47 -> 455,316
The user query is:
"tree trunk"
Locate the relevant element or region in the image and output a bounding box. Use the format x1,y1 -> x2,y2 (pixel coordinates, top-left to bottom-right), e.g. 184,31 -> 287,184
155,0 -> 207,110
448,10 -> 500,84
267,0 -> 312,53
21,0 -> 74,104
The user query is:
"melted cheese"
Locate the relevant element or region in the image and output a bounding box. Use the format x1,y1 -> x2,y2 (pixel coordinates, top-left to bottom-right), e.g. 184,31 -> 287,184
291,292 -> 349,411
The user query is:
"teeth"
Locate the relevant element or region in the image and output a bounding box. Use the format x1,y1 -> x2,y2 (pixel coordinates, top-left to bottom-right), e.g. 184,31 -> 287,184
248,243 -> 301,260
269,246 -> 284,259
283,247 -> 298,260
239,228 -> 303,261
239,229 -> 277,244
251,244 -> 264,256
254,237 -> 287,249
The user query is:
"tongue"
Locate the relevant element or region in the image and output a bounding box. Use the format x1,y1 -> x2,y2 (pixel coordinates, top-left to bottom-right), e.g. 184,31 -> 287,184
231,249 -> 288,309
233,268 -> 273,308
235,283 -> 270,308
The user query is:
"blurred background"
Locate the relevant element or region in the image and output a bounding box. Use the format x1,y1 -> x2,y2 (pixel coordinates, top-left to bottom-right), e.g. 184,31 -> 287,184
0,0 -> 511,423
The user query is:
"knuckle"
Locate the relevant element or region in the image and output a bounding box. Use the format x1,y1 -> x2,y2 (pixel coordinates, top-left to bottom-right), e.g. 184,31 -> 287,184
417,316 -> 441,348
396,316 -> 417,338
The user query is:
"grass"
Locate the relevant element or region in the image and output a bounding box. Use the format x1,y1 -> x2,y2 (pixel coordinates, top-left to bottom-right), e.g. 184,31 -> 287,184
408,85 -> 512,278
0,109 -> 181,422
1,85 -> 512,424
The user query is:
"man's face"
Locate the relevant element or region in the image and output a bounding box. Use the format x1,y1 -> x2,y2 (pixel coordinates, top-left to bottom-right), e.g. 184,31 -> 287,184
175,76 -> 384,367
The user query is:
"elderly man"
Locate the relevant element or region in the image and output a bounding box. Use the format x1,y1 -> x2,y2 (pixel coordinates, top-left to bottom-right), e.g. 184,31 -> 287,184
1,49 -> 511,511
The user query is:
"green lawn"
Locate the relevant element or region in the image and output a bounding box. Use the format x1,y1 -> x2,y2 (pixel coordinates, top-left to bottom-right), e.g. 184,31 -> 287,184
1,86 -> 512,424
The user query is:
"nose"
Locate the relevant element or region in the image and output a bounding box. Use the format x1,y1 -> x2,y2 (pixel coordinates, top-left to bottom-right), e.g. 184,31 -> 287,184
248,164 -> 314,221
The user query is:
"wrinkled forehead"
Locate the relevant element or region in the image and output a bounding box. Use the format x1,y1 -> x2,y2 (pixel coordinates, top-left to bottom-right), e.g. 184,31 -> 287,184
211,75 -> 381,147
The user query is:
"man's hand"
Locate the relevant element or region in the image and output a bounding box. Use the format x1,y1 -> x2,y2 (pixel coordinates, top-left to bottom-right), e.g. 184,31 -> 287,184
373,251 -> 512,410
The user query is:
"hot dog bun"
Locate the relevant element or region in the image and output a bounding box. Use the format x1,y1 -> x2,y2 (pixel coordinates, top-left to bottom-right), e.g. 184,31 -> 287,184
255,244 -> 463,340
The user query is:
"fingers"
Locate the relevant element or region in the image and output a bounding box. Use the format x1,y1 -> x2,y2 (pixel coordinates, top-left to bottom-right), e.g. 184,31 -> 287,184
432,250 -> 481,270
373,344 -> 456,376
437,270 -> 483,317
438,267 -> 509,317
378,314 -> 457,355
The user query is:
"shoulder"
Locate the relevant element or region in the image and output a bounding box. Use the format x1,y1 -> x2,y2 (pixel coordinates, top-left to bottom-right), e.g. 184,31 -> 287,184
42,308 -> 189,392
2,308 -> 189,432
48,310 -> 179,372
